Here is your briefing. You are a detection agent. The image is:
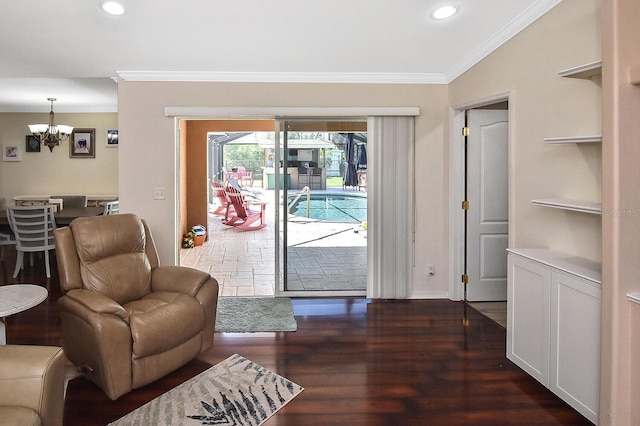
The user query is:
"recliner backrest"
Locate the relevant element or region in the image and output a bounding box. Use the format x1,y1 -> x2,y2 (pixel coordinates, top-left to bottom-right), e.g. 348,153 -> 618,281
69,214 -> 152,304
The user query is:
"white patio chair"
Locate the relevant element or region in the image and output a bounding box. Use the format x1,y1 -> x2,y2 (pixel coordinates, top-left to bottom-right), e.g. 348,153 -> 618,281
7,205 -> 57,278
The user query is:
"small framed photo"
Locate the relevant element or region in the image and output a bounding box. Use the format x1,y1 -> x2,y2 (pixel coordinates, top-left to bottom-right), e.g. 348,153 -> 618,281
70,128 -> 96,158
26,135 -> 41,152
106,129 -> 119,147
2,143 -> 22,161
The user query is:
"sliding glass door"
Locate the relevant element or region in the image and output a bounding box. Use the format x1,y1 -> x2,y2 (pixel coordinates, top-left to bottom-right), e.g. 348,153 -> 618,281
274,119 -> 369,296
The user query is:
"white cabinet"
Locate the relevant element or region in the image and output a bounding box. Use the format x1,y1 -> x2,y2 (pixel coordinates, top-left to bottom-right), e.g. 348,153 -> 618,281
507,249 -> 601,424
550,271 -> 601,422
507,252 -> 551,384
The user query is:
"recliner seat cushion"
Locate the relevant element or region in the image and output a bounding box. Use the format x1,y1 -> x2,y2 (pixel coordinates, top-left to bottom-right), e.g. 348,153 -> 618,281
125,291 -> 205,358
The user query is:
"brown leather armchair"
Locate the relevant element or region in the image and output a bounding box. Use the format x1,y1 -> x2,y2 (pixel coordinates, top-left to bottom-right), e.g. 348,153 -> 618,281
54,213 -> 219,400
0,345 -> 66,426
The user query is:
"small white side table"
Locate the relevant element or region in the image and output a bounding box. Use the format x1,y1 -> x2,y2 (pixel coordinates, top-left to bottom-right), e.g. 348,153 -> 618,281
0,284 -> 48,344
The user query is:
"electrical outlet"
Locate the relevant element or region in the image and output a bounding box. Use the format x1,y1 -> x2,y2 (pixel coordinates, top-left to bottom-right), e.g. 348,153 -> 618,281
153,187 -> 166,200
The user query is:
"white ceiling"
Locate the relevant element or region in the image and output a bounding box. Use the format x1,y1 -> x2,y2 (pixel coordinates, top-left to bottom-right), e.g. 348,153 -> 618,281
0,0 -> 561,113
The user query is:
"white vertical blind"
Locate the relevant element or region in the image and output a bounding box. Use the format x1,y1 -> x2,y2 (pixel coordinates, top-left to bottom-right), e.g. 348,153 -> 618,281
367,116 -> 415,299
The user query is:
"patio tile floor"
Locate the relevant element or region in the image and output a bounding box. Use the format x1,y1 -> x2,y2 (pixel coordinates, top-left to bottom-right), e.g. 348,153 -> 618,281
179,187 -> 367,296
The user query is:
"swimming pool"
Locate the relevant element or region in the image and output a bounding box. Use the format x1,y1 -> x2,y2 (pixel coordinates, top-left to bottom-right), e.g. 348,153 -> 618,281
288,192 -> 367,223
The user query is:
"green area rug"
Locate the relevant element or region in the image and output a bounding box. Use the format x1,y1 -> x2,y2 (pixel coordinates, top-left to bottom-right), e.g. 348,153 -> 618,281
109,354 -> 303,426
214,297 -> 297,333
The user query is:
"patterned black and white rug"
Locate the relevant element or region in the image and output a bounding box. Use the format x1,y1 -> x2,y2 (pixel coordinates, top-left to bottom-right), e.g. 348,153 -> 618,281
108,354 -> 304,426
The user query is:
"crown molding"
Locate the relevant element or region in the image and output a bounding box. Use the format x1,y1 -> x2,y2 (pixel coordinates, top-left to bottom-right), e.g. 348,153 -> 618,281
445,0 -> 563,82
116,71 -> 448,85
0,106 -> 117,113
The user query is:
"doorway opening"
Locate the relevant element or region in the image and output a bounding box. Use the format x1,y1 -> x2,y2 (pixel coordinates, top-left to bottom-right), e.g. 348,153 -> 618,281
276,120 -> 368,296
451,98 -> 510,327
179,119 -> 368,298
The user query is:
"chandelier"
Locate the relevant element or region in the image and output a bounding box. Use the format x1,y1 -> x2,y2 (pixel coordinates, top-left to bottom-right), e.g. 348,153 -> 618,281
28,98 -> 74,152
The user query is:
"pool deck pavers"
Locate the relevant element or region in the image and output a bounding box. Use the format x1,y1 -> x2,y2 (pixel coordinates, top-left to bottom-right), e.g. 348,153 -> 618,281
179,187 -> 367,297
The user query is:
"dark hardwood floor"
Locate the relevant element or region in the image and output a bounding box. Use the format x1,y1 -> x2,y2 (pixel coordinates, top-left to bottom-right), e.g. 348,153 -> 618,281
0,248 -> 592,425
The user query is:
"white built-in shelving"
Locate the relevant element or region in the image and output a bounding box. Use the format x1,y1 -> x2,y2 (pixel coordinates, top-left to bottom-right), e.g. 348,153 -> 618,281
511,61 -> 604,424
628,293 -> 640,304
531,198 -> 602,215
543,135 -> 601,144
532,61 -> 602,215
558,60 -> 602,79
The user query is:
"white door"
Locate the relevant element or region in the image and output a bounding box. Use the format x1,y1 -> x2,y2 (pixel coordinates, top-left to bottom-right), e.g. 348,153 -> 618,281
466,109 -> 509,301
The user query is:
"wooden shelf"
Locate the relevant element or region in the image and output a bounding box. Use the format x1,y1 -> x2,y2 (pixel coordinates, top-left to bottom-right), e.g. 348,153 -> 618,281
544,135 -> 602,144
531,198 -> 602,215
558,61 -> 602,79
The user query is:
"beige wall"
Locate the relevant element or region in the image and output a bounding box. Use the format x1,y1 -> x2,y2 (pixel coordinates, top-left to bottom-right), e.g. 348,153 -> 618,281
0,112 -> 118,201
116,0 -> 602,297
117,81 -> 449,296
449,0 -> 602,262
4,0 -> 625,421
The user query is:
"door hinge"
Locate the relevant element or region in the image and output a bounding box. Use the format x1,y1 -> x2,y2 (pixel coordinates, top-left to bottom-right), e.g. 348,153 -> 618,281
461,274 -> 469,284
461,200 -> 470,210
462,127 -> 470,137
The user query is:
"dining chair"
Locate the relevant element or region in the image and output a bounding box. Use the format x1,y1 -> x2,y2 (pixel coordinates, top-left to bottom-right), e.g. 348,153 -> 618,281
0,231 -> 15,261
239,170 -> 254,187
103,200 -> 120,215
50,195 -> 87,209
7,205 -> 57,278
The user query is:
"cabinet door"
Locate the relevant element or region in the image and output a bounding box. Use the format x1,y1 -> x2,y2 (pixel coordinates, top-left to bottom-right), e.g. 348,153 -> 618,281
507,254 -> 551,385
550,272 -> 601,423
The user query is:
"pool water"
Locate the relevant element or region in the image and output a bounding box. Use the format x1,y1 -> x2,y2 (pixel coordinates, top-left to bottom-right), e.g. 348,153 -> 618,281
288,192 -> 367,223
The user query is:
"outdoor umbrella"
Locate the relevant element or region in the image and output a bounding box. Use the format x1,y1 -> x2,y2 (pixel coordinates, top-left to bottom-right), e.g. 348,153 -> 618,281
343,133 -> 358,188
357,144 -> 367,170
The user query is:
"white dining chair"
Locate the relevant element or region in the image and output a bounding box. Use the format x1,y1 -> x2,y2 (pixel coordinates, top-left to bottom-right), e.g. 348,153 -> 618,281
103,200 -> 120,215
0,231 -> 15,261
6,205 -> 57,278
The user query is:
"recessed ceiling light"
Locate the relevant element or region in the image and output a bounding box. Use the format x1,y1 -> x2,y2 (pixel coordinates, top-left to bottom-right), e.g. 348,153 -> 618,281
431,4 -> 459,20
101,1 -> 125,16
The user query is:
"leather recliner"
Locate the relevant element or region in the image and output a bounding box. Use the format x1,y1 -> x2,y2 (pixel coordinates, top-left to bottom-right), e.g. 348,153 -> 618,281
0,345 -> 66,426
54,213 -> 219,400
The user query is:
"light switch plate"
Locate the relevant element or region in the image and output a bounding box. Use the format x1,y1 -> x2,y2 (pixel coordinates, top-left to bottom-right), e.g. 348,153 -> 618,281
153,187 -> 166,200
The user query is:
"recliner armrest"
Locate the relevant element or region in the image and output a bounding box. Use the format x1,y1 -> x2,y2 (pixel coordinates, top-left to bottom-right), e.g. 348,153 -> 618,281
151,266 -> 212,296
0,345 -> 65,426
61,289 -> 129,323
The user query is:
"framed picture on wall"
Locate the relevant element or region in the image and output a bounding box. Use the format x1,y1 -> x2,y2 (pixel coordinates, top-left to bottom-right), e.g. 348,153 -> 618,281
2,143 -> 22,161
106,129 -> 118,147
70,128 -> 96,158
26,135 -> 41,152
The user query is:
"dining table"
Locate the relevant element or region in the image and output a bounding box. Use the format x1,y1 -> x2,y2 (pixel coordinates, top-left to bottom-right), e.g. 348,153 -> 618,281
0,206 -> 104,227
